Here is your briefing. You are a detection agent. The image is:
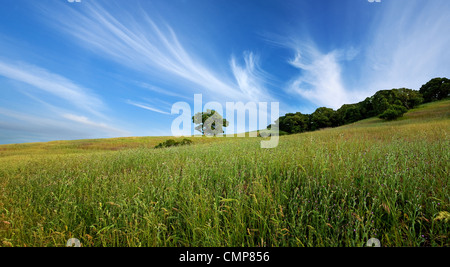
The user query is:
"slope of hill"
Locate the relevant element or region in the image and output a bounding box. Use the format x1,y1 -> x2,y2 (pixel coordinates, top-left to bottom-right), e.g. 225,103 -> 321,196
0,100 -> 449,247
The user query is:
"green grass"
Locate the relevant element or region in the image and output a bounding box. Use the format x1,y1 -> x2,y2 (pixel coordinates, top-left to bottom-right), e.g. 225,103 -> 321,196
0,100 -> 449,247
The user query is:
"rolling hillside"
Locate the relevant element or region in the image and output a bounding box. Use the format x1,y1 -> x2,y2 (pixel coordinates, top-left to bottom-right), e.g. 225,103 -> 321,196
0,100 -> 449,247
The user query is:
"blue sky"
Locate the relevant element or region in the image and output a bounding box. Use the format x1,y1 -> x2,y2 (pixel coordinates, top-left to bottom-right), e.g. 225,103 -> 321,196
0,0 -> 449,144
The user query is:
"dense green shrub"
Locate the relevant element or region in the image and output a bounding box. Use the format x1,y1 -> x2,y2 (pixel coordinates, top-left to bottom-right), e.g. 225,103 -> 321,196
379,104 -> 408,121
155,138 -> 193,149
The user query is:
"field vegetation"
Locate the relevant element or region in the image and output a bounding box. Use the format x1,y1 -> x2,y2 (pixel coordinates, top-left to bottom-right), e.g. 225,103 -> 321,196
0,100 -> 449,247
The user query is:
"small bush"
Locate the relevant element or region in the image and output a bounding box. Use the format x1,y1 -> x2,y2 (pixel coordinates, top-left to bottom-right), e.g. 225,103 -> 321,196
155,139 -> 193,149
379,104 -> 408,121
179,139 -> 193,146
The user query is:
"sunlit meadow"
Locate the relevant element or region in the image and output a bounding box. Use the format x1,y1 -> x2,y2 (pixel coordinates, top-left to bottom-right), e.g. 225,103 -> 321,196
0,100 -> 449,247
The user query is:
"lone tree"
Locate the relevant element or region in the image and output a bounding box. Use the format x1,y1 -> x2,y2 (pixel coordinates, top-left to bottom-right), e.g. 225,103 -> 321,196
192,109 -> 229,136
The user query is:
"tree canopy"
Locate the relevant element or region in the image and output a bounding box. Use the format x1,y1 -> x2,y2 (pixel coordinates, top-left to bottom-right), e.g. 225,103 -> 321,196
310,107 -> 337,130
192,109 -> 229,136
419,77 -> 450,103
271,77 -> 449,135
275,112 -> 310,134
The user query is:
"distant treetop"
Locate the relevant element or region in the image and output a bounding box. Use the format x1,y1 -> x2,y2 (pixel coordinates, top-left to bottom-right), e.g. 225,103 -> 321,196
419,77 -> 450,103
271,77 -> 448,134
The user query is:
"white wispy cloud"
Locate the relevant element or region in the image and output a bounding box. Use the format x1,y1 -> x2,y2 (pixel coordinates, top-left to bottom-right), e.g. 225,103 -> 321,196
126,100 -> 171,115
0,108 -> 129,144
134,81 -> 190,100
61,113 -> 129,136
0,59 -> 131,143
37,1 -> 271,103
361,0 -> 450,94
230,52 -> 273,102
0,60 -> 105,117
286,42 -> 351,110
270,0 -> 450,110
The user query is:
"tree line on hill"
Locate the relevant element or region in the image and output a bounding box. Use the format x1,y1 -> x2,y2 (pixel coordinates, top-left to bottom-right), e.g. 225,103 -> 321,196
270,77 -> 449,135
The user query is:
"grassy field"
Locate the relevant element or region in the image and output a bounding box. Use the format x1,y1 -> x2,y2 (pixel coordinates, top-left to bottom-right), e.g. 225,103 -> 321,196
0,100 -> 449,247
